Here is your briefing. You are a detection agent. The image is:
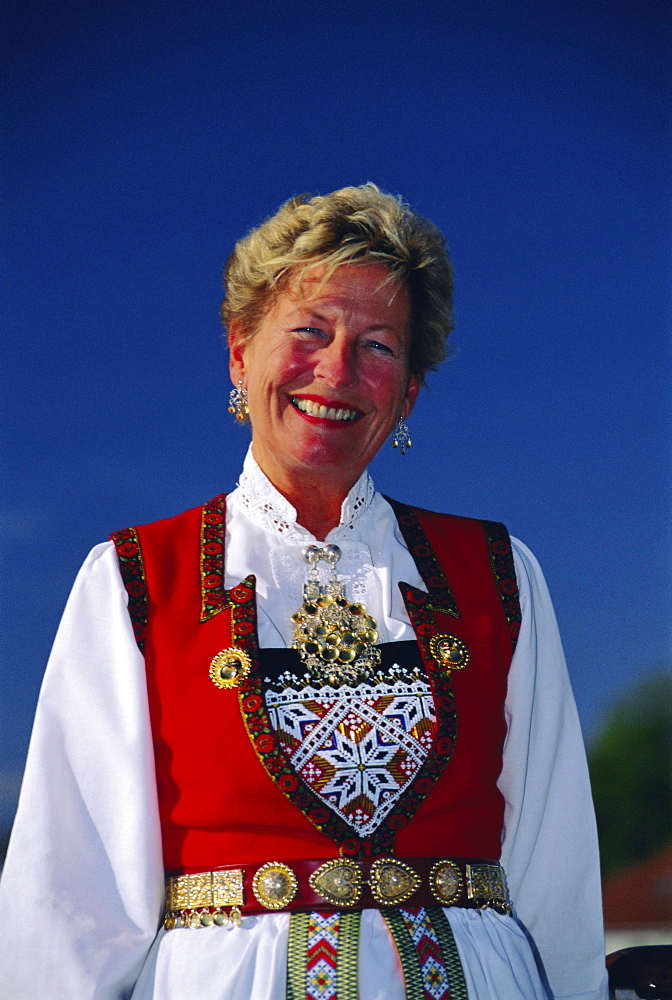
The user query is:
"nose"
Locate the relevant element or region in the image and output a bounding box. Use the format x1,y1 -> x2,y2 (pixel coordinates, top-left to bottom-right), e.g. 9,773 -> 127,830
313,336 -> 357,388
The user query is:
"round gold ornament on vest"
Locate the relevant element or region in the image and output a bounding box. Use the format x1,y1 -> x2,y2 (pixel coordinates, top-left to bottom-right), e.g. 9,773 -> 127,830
209,648 -> 252,689
429,634 -> 470,671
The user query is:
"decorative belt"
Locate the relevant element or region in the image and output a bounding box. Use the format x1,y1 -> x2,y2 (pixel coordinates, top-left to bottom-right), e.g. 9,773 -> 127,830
164,856 -> 510,929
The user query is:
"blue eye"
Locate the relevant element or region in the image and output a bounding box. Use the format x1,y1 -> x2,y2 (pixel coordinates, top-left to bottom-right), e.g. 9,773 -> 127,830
366,340 -> 394,355
294,327 -> 325,337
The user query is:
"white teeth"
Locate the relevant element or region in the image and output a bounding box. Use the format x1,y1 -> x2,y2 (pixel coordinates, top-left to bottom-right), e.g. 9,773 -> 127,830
292,398 -> 358,421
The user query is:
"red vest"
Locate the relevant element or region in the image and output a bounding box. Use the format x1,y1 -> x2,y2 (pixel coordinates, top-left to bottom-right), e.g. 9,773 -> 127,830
112,497 -> 520,874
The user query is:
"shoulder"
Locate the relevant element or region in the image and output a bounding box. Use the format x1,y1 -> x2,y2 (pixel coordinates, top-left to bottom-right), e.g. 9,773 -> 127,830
383,494 -> 487,529
109,495 -> 229,563
382,495 -> 513,553
75,539 -> 125,585
509,536 -> 541,579
111,494 -> 227,540
508,535 -> 556,614
59,540 -> 138,625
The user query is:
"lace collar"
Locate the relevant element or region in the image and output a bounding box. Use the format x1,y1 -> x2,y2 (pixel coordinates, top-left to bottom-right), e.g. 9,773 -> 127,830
234,446 -> 375,539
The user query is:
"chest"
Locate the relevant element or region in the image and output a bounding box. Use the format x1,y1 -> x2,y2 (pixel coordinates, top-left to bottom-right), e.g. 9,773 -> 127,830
113,498 -> 519,870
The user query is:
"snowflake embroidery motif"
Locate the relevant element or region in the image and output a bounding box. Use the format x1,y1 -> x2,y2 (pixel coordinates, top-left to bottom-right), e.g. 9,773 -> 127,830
267,681 -> 436,835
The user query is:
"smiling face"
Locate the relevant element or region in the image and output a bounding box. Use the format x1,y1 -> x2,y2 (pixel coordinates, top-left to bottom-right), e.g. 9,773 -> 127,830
229,263 -> 420,501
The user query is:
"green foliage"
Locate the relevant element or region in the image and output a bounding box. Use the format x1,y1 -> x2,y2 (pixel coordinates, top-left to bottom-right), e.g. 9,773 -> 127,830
588,673 -> 672,878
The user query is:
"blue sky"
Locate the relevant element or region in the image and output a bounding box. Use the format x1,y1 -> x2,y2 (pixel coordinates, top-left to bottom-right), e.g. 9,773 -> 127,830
1,0 -> 670,825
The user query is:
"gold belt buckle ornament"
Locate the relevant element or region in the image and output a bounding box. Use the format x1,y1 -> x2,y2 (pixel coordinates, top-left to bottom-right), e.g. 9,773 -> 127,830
164,869 -> 245,930
209,648 -> 252,688
369,859 -> 421,905
252,862 -> 299,910
309,858 -> 363,906
429,634 -> 470,671
466,863 -> 510,912
429,860 -> 463,905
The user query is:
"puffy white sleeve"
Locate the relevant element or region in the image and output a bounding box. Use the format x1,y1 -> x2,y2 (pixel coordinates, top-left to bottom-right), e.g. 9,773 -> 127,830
0,542 -> 164,999
499,539 -> 608,1000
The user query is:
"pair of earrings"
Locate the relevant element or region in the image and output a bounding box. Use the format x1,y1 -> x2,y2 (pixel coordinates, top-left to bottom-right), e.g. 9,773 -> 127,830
228,382 -> 411,453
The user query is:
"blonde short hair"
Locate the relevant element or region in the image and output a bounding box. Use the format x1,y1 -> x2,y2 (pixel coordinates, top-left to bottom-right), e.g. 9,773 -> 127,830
221,183 -> 454,382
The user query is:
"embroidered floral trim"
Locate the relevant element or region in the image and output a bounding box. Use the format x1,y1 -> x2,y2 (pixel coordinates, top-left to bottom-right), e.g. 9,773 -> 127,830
481,520 -> 521,651
369,585 -> 459,856
383,498 -> 460,618
232,577 -> 366,858
110,527 -> 148,652
200,494 -> 229,622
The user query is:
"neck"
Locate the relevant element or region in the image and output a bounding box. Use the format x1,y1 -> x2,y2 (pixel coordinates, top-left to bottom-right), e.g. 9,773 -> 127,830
251,447 -> 358,540
273,473 -> 348,540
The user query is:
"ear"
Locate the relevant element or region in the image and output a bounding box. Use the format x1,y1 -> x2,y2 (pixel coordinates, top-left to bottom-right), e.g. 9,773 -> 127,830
228,321 -> 247,387
400,374 -> 421,421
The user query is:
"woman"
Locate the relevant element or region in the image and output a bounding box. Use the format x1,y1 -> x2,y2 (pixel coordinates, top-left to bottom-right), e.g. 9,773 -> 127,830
0,185 -> 608,999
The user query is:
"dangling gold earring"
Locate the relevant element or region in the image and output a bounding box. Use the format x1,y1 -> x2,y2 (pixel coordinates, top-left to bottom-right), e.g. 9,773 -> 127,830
228,381 -> 249,423
391,419 -> 411,454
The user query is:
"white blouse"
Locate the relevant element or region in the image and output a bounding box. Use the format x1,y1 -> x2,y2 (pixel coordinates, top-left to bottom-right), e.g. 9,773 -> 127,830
0,450 -> 608,999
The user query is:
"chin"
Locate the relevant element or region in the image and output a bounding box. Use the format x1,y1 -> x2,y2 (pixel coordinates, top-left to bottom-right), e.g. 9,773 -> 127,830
294,441 -> 362,476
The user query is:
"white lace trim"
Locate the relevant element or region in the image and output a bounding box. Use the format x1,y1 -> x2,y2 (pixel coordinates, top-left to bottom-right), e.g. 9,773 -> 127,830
235,446 -> 375,540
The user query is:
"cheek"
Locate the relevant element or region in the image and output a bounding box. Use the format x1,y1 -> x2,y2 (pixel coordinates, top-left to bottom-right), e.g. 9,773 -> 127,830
266,345 -> 312,389
246,343 -> 298,389
365,368 -> 410,408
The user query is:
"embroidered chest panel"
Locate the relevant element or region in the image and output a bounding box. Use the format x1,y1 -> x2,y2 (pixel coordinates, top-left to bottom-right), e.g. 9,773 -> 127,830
263,644 -> 434,837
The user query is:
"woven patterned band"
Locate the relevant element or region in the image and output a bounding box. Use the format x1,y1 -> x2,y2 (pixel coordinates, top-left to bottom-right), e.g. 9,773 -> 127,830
164,856 -> 510,929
